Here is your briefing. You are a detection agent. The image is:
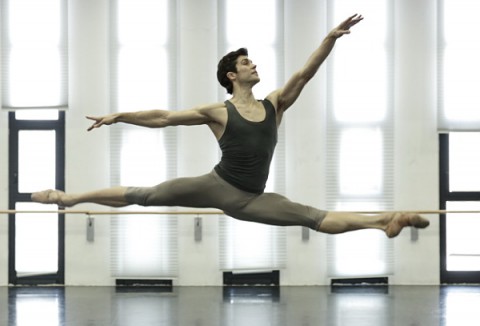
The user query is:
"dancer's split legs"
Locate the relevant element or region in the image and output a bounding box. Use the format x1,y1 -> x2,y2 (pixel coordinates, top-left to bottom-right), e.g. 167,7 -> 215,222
31,187 -> 130,208
31,181 -> 429,238
318,211 -> 429,238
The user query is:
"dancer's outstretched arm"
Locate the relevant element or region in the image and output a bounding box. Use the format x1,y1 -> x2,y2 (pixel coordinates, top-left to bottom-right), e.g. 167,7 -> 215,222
86,102 -> 227,131
267,14 -> 363,114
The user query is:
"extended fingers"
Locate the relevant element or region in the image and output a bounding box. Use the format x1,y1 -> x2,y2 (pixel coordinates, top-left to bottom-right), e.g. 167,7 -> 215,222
87,122 -> 98,131
86,116 -> 103,131
348,14 -> 363,27
342,14 -> 363,29
86,115 -> 100,121
333,14 -> 363,38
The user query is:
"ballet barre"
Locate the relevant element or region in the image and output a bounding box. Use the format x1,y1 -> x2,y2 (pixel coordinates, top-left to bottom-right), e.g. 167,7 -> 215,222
0,209 -> 224,215
1,209 -> 480,215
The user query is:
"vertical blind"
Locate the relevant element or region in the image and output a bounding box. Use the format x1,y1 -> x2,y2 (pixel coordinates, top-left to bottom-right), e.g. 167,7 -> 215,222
218,0 -> 287,271
438,0 -> 480,131
110,0 -> 178,278
1,0 -> 68,109
326,0 -> 394,277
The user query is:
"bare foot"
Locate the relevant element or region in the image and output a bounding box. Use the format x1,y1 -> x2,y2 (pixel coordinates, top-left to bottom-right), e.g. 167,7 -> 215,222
385,213 -> 430,238
31,189 -> 69,207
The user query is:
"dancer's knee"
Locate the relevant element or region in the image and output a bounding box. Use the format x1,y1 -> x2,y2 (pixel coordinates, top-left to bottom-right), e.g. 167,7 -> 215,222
125,187 -> 152,206
300,206 -> 328,231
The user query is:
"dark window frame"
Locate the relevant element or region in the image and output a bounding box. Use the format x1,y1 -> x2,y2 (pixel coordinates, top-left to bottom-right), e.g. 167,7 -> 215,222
8,111 -> 65,285
439,133 -> 480,283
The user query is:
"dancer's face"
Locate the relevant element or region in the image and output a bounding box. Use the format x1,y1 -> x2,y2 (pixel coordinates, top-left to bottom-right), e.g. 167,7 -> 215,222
231,55 -> 260,85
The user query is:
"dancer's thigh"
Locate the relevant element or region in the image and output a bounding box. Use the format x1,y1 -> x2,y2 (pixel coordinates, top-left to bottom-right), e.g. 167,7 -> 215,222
231,192 -> 327,230
126,173 -> 218,207
125,170 -> 255,210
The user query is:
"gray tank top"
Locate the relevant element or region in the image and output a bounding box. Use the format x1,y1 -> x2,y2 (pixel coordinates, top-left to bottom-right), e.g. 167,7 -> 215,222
214,99 -> 278,193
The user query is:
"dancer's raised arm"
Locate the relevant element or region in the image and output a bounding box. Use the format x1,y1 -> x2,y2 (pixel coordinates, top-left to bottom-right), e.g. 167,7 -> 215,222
267,14 -> 363,113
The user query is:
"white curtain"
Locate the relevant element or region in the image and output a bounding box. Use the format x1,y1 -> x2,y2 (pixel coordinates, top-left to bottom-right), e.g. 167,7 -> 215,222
1,0 -> 68,109
110,0 -> 178,278
438,0 -> 480,132
326,0 -> 394,277
218,0 -> 287,271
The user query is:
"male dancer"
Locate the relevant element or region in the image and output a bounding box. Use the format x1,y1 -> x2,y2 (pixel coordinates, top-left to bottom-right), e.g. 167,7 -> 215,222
32,14 -> 429,238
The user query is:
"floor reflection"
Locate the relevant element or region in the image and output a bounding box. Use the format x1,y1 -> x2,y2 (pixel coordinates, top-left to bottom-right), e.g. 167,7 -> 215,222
1,285 -> 480,325
442,286 -> 480,326
222,286 -> 282,326
327,286 -> 391,325
8,287 -> 65,326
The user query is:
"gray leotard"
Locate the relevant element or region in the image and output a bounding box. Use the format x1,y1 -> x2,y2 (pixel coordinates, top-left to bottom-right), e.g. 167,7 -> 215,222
214,99 -> 277,193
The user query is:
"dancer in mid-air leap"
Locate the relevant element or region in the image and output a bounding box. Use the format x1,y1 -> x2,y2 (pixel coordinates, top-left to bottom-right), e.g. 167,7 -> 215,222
32,14 -> 429,238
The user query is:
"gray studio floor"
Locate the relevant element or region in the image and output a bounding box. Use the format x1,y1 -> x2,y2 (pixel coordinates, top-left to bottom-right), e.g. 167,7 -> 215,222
1,285 -> 480,326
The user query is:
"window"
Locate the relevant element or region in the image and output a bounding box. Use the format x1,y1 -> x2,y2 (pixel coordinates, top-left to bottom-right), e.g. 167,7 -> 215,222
8,112 -> 65,285
218,0 -> 286,271
326,0 -> 394,277
1,0 -> 68,109
439,133 -> 480,283
438,0 -> 480,131
2,0 -> 67,285
447,133 -> 480,192
438,0 -> 480,284
221,0 -> 281,100
110,0 -> 178,278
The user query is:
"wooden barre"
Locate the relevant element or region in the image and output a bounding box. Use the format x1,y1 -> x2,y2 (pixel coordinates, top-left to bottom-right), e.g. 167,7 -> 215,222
1,209 -> 480,215
0,210 -> 224,215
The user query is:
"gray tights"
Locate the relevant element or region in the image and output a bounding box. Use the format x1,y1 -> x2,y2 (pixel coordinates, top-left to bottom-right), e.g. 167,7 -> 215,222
125,170 -> 327,230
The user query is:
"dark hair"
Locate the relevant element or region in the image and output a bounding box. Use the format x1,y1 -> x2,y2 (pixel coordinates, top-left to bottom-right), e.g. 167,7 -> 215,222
217,48 -> 248,94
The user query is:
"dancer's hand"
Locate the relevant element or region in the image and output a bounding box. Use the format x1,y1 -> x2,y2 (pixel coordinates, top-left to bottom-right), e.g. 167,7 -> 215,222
330,14 -> 363,38
86,114 -> 116,131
